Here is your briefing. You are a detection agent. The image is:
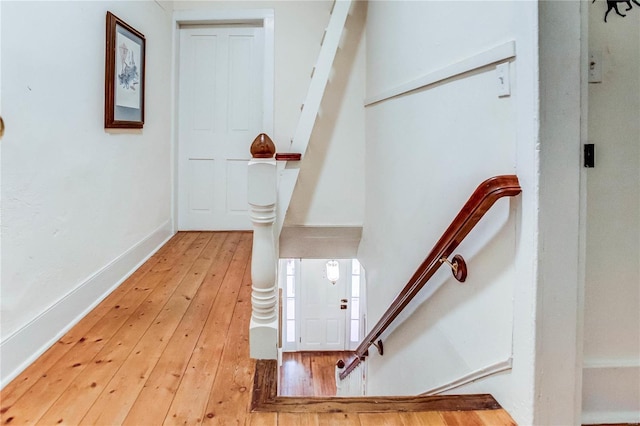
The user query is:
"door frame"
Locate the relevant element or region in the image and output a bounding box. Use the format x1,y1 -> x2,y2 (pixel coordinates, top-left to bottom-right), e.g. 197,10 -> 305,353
171,9 -> 274,232
576,0 -> 589,421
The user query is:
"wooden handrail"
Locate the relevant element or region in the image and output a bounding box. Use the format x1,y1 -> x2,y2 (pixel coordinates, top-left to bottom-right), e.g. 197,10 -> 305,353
275,153 -> 302,161
339,175 -> 521,380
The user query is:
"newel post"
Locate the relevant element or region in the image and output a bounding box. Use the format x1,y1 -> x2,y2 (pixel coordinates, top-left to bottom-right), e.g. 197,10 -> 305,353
248,134 -> 278,359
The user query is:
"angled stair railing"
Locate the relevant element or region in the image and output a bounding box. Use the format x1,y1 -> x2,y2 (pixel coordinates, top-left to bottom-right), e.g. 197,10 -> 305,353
339,175 -> 522,380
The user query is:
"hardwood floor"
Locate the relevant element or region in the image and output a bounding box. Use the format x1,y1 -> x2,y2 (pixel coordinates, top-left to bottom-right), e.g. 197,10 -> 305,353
1,232 -> 516,425
245,410 -> 516,425
279,352 -> 354,397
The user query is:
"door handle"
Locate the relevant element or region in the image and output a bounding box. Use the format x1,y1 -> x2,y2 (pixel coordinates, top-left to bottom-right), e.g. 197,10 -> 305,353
340,299 -> 348,303
340,304 -> 347,310
0,116 -> 4,139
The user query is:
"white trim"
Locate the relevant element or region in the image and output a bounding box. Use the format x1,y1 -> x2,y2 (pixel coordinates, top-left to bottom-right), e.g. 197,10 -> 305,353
365,40 -> 516,107
171,9 -> 275,231
173,9 -> 274,24
262,13 -> 275,136
421,358 -> 513,395
583,358 -> 640,369
582,411 -> 640,425
170,19 -> 179,233
0,221 -> 173,388
575,0 -> 590,420
581,362 -> 640,424
170,16 -> 180,234
280,258 -> 300,352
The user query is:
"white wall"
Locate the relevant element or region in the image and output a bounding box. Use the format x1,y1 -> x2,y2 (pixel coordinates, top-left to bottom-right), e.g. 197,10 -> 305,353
0,0 -> 3,317
357,1 -> 576,424
583,2 -> 640,423
1,0 -> 174,386
361,0 -> 518,407
172,1 -> 365,228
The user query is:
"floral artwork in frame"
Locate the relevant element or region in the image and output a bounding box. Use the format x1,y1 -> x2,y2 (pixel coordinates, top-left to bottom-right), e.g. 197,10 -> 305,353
105,12 -> 145,129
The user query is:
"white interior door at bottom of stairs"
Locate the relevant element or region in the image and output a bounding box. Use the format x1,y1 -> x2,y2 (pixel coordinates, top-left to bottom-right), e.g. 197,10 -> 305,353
178,25 -> 264,230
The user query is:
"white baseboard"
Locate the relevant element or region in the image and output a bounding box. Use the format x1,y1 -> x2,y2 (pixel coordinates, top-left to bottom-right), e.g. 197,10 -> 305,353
582,411 -> 640,425
0,221 -> 174,388
582,359 -> 640,424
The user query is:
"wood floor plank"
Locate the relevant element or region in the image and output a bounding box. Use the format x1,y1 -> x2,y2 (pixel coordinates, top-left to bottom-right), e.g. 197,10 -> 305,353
2,232 -> 203,426
474,409 -> 516,425
311,354 -> 338,397
278,413 -> 319,426
281,353 -> 311,396
163,232 -> 252,425
201,234 -> 256,425
318,413 -> 362,425
279,352 -> 353,397
34,232 -> 212,426
244,412 -> 277,426
358,412 -> 402,425
76,233 -> 228,425
440,410 -> 484,426
278,351 -> 352,396
0,232 -> 187,418
398,411 -> 447,425
123,232 -> 241,425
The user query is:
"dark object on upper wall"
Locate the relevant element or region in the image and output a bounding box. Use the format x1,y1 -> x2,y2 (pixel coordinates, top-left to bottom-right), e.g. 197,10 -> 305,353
105,12 -> 146,129
593,0 -> 640,22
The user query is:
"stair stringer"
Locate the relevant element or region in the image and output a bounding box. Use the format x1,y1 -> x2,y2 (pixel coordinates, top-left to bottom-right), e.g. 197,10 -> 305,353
275,0 -> 352,236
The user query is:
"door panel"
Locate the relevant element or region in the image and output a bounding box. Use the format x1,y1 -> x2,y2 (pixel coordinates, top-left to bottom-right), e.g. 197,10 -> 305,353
326,319 -> 340,345
178,26 -> 263,230
192,36 -> 217,131
188,159 -> 215,212
226,160 -> 249,213
228,36 -> 253,131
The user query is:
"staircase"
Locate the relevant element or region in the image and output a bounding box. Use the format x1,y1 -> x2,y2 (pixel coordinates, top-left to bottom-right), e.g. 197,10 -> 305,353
247,7 -> 521,423
275,0 -> 352,236
247,0 -> 354,360
248,359 -> 517,425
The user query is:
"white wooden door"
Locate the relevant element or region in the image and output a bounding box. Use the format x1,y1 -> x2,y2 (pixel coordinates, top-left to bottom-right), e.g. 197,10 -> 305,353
298,259 -> 348,351
178,26 -> 264,230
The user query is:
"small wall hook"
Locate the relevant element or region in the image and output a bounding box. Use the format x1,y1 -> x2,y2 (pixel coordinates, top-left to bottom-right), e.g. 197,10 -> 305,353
440,254 -> 467,282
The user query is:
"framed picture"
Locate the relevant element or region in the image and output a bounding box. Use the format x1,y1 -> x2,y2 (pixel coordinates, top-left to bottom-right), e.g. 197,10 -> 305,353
105,12 -> 145,129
